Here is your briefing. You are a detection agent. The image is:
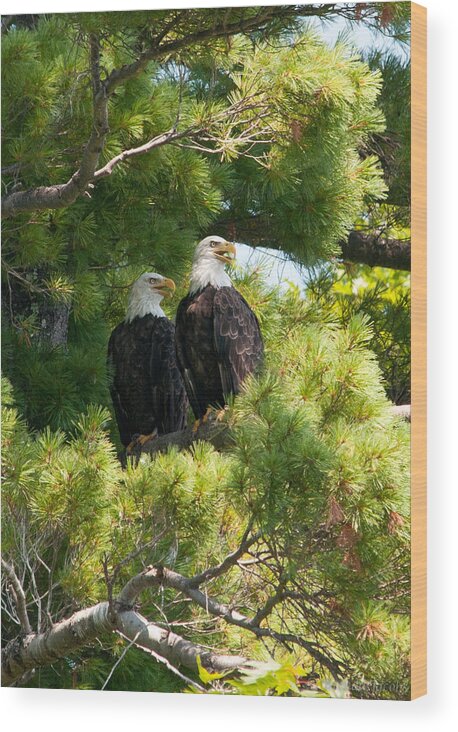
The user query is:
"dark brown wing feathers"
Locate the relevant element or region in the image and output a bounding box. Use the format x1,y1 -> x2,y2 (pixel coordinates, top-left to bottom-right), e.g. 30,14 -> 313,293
107,315 -> 188,447
213,287 -> 264,398
175,286 -> 263,418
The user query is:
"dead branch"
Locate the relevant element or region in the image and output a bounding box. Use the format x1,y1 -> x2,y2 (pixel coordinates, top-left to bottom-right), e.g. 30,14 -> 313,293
1,559 -> 33,635
117,563 -> 343,678
2,580 -> 257,687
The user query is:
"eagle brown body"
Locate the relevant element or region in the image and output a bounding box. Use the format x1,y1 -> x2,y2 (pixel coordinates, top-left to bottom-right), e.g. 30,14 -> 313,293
107,272 -> 189,448
175,284 -> 264,419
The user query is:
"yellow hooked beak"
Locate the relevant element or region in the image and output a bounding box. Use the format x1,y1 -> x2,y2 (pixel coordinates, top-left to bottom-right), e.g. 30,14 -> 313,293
213,241 -> 236,265
154,277 -> 176,298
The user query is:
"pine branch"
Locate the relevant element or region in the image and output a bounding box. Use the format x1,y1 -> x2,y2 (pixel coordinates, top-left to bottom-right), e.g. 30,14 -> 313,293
216,217 -> 411,271
188,521 -> 260,587
117,563 -> 343,677
1,7 -> 288,219
340,230 -> 411,271
103,6 -> 296,94
2,34 -> 109,218
92,126 -> 196,181
132,404 -> 410,461
1,574 -> 258,687
1,4 -> 383,220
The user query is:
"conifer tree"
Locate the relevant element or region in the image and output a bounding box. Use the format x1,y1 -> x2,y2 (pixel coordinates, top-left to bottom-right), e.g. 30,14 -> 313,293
2,5 -> 412,698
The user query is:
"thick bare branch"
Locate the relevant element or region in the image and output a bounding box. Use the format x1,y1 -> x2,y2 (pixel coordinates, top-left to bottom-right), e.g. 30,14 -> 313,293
117,610 -> 251,679
2,591 -> 256,686
391,404 -> 411,421
128,415 -> 230,461
216,217 -> 411,271
117,563 -> 343,677
1,602 -> 114,686
340,230 -> 411,271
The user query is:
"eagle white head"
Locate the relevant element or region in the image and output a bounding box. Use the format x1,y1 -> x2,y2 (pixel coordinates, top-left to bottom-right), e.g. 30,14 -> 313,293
125,272 -> 176,322
189,235 -> 236,294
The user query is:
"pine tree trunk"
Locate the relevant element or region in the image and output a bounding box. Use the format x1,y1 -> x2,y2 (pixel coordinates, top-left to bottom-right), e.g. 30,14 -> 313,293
37,301 -> 71,348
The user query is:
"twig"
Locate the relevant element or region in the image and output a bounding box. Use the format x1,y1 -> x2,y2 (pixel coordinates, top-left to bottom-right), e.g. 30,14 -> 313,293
1,559 -> 32,634
101,629 -> 141,690
188,522 -> 260,586
115,629 -> 206,692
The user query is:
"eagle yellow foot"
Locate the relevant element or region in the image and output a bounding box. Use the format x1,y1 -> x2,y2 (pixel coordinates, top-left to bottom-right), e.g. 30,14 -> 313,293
192,407 -> 213,433
126,429 -> 158,454
215,406 -> 228,422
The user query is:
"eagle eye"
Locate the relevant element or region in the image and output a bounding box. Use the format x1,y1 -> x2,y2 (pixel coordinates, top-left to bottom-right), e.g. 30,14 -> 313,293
210,241 -> 217,248
149,277 -> 158,284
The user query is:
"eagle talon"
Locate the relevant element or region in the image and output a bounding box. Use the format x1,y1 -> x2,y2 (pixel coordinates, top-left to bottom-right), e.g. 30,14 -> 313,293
201,407 -> 212,424
193,408 -> 213,433
215,407 -> 228,422
126,430 -> 158,454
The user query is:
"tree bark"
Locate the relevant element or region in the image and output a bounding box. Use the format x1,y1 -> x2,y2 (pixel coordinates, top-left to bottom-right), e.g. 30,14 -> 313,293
1,603 -> 115,686
216,218 -> 411,271
36,301 -> 71,348
2,580 -> 255,687
340,230 -> 411,271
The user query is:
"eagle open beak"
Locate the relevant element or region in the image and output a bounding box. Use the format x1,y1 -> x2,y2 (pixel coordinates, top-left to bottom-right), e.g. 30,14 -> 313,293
155,277 -> 176,298
214,241 -> 236,265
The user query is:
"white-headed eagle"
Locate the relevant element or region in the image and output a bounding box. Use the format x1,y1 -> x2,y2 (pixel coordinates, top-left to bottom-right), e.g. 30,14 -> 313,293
175,236 -> 264,421
108,272 -> 189,449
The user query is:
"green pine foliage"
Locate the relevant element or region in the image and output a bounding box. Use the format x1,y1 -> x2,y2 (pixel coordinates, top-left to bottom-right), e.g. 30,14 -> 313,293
2,275 -> 410,697
306,263 -> 411,404
1,7 -> 411,698
367,52 -> 411,209
2,14 -> 394,432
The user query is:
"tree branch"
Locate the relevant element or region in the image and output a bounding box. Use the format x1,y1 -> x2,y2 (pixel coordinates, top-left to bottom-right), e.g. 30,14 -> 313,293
116,609 -> 251,680
117,563 -> 343,678
1,580 -> 257,687
131,403 -> 410,462
340,230 -> 411,271
103,6 -> 296,94
2,5 -> 409,221
92,127 -> 194,180
188,522 -> 260,587
216,217 -> 411,271
1,602 -> 114,686
1,7 -> 292,219
127,415 -> 230,461
2,34 -> 109,219
390,404 -> 411,421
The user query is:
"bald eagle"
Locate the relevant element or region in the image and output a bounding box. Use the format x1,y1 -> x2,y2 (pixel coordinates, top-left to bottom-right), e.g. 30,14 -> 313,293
107,272 -> 189,449
175,236 -> 264,420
